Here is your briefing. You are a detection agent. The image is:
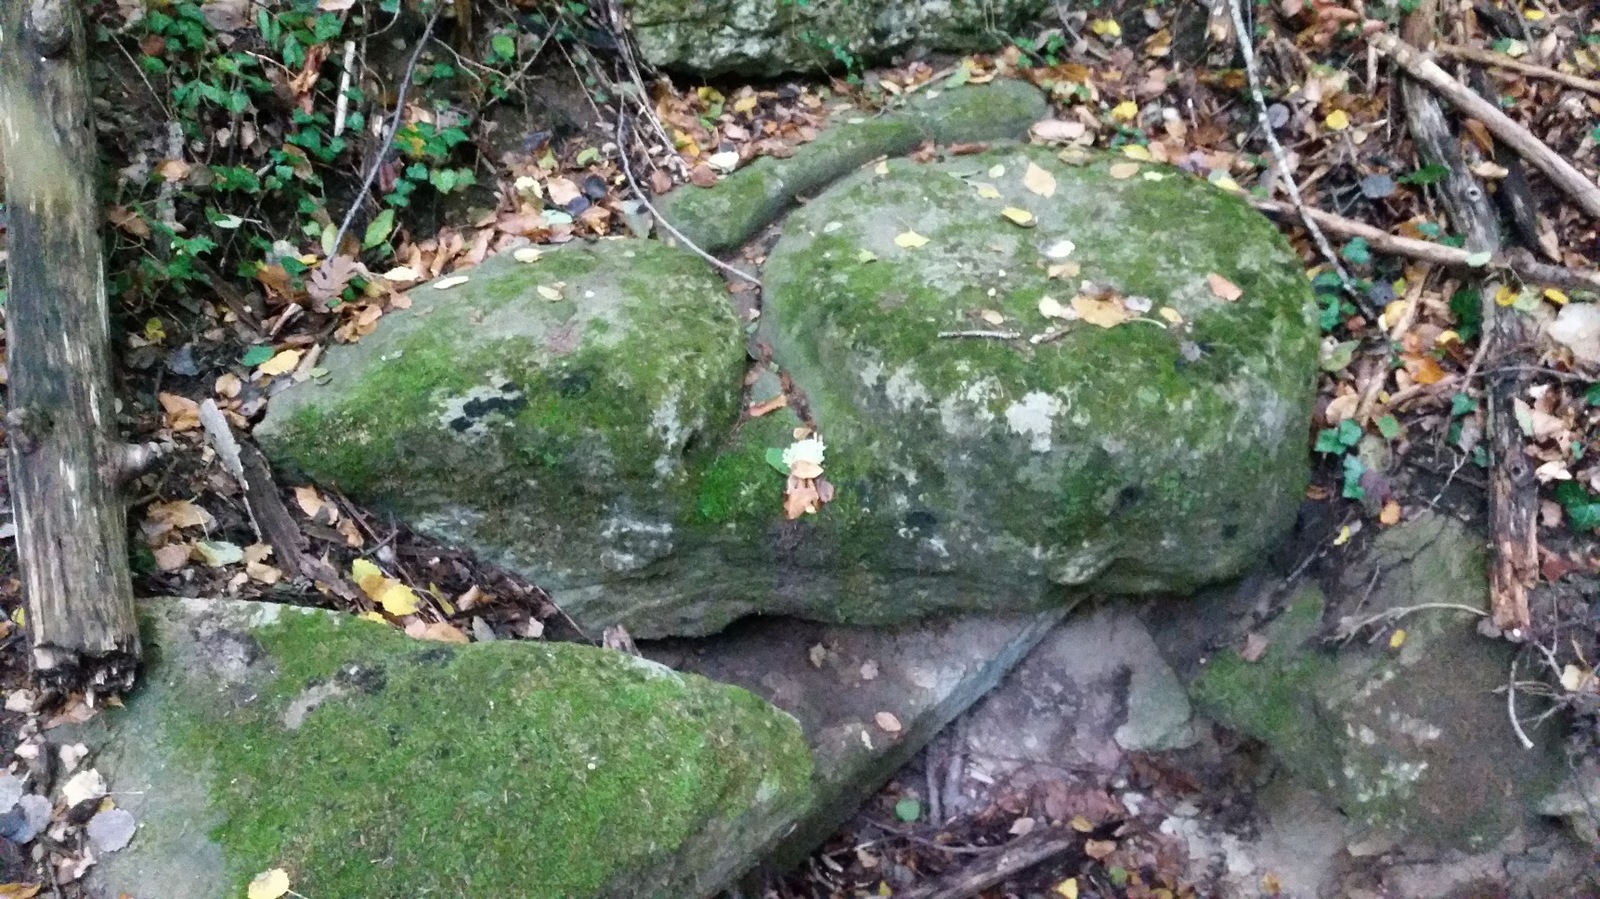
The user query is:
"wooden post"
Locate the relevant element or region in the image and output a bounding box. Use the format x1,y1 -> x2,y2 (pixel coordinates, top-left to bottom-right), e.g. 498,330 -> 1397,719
1,0 -> 156,690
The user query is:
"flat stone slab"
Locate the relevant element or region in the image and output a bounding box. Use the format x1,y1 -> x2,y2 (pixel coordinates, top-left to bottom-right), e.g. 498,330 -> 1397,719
72,598 -> 810,899
644,605 -> 1067,869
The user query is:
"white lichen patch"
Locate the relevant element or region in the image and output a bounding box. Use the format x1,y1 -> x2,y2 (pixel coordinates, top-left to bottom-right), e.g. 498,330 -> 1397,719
598,515 -> 676,573
1004,391 -> 1066,453
649,386 -> 689,479
938,377 -> 1002,437
884,365 -> 933,411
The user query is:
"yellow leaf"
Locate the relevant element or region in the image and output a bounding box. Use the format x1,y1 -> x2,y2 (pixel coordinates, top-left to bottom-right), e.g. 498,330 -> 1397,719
1073,294 -> 1131,328
1090,17 -> 1121,37
1038,296 -> 1068,319
732,95 -> 758,113
351,557 -> 384,593
1158,306 -> 1183,325
358,611 -> 388,624
1379,499 -> 1401,526
512,247 -> 544,264
1069,815 -> 1094,832
894,230 -> 929,249
377,581 -> 422,616
1388,628 -> 1406,649
1543,288 -> 1569,305
433,275 -> 470,290
1380,298 -> 1408,329
0,883 -> 41,899
1324,109 -> 1350,131
537,284 -> 563,301
1333,525 -> 1353,546
1211,174 -> 1242,192
247,868 -> 291,899
1108,162 -> 1141,180
257,350 -> 303,376
1521,7 -> 1544,19
1111,100 -> 1138,122
1121,144 -> 1153,161
980,309 -> 1006,325
1437,329 -> 1460,345
1000,207 -> 1037,227
874,160 -> 890,175
1054,878 -> 1080,899
857,249 -> 878,263
1495,284 -> 1519,307
1023,163 -> 1057,197
973,182 -> 1002,199
144,318 -> 167,343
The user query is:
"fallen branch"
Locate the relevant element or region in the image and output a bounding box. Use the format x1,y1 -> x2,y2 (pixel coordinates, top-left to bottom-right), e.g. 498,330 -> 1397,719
895,829 -> 1079,899
199,400 -> 308,581
1437,43 -> 1600,95
1247,198 -> 1600,290
1394,9 -> 1534,638
1370,32 -> 1600,220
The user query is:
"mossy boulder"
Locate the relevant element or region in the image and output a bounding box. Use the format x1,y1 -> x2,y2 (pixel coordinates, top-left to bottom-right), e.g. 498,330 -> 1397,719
1185,513 -> 1567,851
255,238 -> 747,600
757,145 -> 1319,597
79,598 -> 812,899
627,0 -> 1050,77
660,80 -> 1049,255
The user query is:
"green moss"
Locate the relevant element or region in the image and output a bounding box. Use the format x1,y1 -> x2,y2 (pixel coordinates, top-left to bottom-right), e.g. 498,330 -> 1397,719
158,609 -> 811,898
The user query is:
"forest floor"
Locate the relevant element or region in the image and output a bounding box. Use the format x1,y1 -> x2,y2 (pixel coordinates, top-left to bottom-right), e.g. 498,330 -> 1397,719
0,0 -> 1598,895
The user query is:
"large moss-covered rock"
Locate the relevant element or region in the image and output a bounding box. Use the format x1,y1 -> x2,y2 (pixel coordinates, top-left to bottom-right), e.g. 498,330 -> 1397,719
255,238 -> 747,598
78,599 -> 812,899
1184,514 -> 1567,851
627,0 -> 1050,77
758,145 -> 1319,597
661,80 -> 1049,255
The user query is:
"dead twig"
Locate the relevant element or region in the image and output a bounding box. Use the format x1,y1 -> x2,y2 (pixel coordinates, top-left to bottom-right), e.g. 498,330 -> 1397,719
1437,43 -> 1600,95
615,110 -> 762,286
1226,0 -> 1370,318
1370,32 -> 1600,220
895,828 -> 1080,899
1247,199 -> 1600,291
331,3 -> 444,257
938,330 -> 1022,340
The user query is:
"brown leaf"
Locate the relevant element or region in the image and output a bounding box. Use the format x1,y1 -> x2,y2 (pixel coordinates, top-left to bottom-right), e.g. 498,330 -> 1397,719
1240,631 -> 1270,662
1207,272 -> 1243,301
307,255 -> 358,309
748,395 -> 789,417
689,164 -> 718,188
1084,839 -> 1117,860
159,392 -> 201,431
783,479 -> 820,519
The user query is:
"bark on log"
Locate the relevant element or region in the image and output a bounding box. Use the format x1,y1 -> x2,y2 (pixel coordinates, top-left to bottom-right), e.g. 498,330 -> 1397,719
1,0 -> 145,689
1394,10 -> 1535,637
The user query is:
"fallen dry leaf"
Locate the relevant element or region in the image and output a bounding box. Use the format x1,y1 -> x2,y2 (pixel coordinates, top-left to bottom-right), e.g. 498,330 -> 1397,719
1072,294 -> 1131,328
1023,162 -> 1057,197
1206,272 -> 1243,301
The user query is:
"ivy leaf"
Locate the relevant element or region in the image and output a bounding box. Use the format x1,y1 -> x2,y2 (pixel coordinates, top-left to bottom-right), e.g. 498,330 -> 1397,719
1341,237 -> 1371,266
764,447 -> 790,475
240,345 -> 275,367
894,797 -> 922,822
363,208 -> 395,249
1555,482 -> 1600,532
1341,455 -> 1367,499
1376,414 -> 1401,439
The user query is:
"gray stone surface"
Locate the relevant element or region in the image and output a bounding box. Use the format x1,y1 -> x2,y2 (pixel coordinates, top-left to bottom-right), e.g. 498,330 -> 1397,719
955,605 -> 1197,806
661,80 -> 1050,254
1159,512 -> 1570,852
645,605 -> 1067,868
72,598 -> 812,899
627,0 -> 1051,77
760,144 -> 1319,599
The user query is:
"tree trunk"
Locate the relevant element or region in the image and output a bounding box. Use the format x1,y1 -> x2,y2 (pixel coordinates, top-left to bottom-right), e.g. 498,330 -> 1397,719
1,0 -> 150,690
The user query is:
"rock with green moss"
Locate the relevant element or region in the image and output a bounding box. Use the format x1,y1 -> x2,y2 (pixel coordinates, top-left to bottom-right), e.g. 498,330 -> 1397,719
255,238 -> 747,617
77,598 -> 812,899
627,0 -> 1050,77
660,80 -> 1049,255
756,145 -> 1319,599
1182,513 -> 1567,852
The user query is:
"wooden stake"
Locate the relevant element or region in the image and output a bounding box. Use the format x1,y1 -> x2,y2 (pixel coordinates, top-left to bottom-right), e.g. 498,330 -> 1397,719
1,0 -> 151,689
